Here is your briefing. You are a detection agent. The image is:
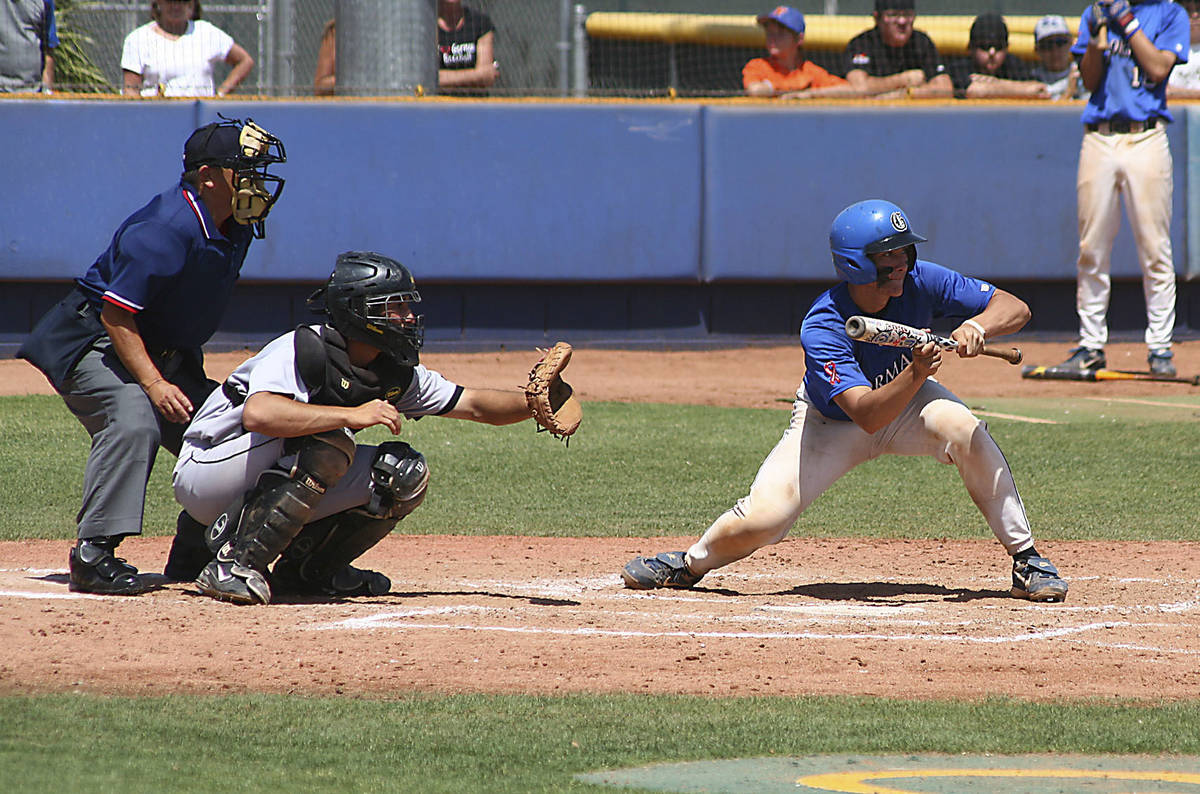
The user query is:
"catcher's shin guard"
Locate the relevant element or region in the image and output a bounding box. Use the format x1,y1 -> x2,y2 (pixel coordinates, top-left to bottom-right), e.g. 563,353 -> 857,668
196,429 -> 355,604
273,443 -> 427,598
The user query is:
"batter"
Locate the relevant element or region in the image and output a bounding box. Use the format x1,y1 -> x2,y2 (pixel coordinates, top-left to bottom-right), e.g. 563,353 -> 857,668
622,200 -> 1069,603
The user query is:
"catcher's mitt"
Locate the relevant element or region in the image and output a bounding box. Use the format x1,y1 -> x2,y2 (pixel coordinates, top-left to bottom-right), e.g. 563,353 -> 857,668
525,342 -> 582,442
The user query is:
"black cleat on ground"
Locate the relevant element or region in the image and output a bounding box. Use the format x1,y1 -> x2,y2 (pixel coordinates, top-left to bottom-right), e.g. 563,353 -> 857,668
1058,346 -> 1105,372
1011,555 -> 1069,603
1149,350 -> 1177,377
621,551 -> 703,590
68,538 -> 148,595
272,561 -> 391,598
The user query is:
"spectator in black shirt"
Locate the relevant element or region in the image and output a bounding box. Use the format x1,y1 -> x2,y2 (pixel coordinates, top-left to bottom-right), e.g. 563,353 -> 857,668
948,13 -> 1049,99
844,0 -> 952,98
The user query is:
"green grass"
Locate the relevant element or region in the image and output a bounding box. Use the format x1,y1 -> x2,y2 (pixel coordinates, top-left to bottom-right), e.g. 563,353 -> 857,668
4,393 -> 1199,791
2,693 -> 1199,793
3,395 -> 1198,542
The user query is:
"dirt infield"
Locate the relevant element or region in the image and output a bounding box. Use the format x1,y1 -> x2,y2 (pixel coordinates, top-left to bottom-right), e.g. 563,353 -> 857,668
2,340 -> 1199,701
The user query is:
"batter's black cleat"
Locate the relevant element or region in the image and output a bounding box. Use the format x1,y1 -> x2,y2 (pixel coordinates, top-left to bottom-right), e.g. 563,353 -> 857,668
621,551 -> 703,590
69,537 -> 148,595
1149,349 -> 1177,377
1011,555 -> 1069,603
1058,346 -> 1105,372
271,560 -> 391,598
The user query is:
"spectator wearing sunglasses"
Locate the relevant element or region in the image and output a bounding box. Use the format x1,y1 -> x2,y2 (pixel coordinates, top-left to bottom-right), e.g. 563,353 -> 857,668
1032,15 -> 1086,100
948,13 -> 1049,98
1168,0 -> 1200,98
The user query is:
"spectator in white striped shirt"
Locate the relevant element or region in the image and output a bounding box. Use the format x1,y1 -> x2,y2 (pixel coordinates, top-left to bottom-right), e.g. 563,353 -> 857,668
121,0 -> 252,98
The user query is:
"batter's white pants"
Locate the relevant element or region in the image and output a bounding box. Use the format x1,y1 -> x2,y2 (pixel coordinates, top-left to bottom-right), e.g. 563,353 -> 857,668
1076,126 -> 1176,351
685,380 -> 1035,575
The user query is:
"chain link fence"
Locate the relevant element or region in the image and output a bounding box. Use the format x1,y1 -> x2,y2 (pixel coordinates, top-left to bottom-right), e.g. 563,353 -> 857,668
53,0 -> 1094,97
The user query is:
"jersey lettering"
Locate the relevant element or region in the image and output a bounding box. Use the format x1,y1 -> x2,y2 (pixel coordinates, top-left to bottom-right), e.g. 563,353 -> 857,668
873,353 -> 911,389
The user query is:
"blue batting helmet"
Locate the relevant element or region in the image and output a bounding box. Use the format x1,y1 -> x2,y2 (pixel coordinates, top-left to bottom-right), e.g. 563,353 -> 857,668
829,199 -> 927,285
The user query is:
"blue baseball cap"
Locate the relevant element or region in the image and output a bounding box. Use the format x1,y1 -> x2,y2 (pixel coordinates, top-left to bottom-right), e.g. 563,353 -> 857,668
757,5 -> 805,34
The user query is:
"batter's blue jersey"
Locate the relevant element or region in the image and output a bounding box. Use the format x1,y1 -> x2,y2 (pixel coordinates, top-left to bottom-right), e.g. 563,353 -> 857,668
801,260 -> 996,421
76,180 -> 253,352
1073,0 -> 1189,124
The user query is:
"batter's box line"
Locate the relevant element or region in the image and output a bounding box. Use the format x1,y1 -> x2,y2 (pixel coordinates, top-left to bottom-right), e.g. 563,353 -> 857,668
308,615 -> 1162,648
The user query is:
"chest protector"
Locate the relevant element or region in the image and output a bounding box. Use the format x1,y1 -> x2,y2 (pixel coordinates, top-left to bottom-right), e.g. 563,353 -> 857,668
294,325 -> 414,407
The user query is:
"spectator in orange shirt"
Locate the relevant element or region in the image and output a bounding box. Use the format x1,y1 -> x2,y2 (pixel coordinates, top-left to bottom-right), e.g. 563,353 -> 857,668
743,6 -> 858,98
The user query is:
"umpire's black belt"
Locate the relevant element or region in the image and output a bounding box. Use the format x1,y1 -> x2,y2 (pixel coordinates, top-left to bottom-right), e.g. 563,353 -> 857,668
1087,117 -> 1159,134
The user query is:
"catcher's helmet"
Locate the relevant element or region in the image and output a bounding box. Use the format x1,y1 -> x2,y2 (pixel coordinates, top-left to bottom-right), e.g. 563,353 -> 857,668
309,251 -> 424,366
829,199 -> 927,285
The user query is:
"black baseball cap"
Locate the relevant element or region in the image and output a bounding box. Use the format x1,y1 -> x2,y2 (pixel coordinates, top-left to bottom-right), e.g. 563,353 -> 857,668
182,122 -> 243,170
969,13 -> 1008,49
875,0 -> 915,13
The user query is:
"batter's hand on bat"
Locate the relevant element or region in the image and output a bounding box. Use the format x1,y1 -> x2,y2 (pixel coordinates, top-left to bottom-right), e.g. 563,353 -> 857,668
347,399 -> 402,435
911,340 -> 942,378
952,321 -> 985,357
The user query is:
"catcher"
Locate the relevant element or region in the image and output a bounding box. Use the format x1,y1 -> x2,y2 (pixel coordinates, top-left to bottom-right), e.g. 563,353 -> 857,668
167,250 -> 580,604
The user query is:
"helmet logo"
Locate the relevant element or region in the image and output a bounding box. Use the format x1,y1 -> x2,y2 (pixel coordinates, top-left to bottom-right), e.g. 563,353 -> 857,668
890,212 -> 908,232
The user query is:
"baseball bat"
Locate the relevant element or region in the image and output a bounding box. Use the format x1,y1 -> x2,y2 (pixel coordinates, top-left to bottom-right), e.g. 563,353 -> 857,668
844,316 -> 1023,365
1021,365 -> 1200,385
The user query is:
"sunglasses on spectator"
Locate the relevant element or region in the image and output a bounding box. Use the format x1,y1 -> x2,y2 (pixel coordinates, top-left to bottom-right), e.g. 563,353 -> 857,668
1036,36 -> 1071,49
974,42 -> 1006,51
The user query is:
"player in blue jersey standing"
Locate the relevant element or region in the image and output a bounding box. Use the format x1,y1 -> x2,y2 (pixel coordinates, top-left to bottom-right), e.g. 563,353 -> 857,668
1059,0 -> 1189,376
18,117 -> 286,595
622,200 -> 1069,602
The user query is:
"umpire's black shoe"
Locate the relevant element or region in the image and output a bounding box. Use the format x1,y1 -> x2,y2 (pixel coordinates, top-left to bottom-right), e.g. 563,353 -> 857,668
1058,346 -> 1105,371
69,537 -> 148,595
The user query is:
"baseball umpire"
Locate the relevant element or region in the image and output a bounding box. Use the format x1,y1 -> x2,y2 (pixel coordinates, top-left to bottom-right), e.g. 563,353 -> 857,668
1059,0 -> 1189,376
622,200 -> 1069,602
170,251 -> 579,605
18,117 -> 286,596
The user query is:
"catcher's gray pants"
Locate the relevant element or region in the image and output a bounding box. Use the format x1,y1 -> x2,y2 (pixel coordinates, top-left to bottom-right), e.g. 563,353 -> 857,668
173,432 -> 383,526
685,380 -> 1035,575
58,341 -> 213,541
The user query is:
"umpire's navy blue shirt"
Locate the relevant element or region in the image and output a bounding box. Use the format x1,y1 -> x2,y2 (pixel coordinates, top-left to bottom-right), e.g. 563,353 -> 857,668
76,180 -> 253,352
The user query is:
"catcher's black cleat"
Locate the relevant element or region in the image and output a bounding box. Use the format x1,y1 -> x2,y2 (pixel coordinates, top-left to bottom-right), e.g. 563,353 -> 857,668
1011,555 -> 1068,603
195,559 -> 271,605
622,551 -> 703,590
69,538 -> 148,595
272,561 -> 391,598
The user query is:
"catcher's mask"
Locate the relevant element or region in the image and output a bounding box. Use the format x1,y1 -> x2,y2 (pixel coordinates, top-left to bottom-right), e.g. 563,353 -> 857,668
183,116 -> 286,238
829,199 -> 926,285
308,251 -> 425,367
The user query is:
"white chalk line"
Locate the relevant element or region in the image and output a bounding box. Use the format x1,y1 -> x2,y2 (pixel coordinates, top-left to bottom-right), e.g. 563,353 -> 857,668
310,614 -> 1139,646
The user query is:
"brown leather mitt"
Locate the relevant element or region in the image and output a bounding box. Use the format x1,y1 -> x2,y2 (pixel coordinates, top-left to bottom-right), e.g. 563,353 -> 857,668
524,342 -> 582,441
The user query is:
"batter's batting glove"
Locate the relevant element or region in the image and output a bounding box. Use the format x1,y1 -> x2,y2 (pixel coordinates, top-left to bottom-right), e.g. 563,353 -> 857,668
1088,0 -> 1110,37
1106,0 -> 1140,39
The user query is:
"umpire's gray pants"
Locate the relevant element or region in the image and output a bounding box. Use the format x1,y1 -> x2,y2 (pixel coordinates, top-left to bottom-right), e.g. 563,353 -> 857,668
58,340 -> 212,541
